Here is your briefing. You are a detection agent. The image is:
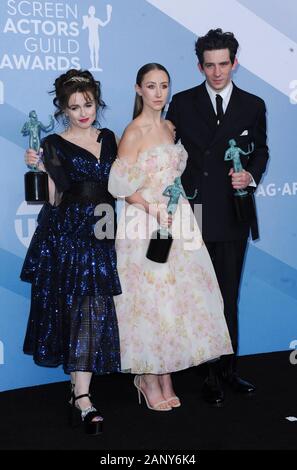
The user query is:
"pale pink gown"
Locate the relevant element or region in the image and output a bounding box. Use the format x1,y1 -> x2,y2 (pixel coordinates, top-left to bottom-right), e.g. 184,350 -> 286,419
108,142 -> 233,374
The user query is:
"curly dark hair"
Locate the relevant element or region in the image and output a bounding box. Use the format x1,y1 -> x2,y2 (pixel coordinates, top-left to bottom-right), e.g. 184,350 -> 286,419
50,69 -> 106,123
195,28 -> 239,66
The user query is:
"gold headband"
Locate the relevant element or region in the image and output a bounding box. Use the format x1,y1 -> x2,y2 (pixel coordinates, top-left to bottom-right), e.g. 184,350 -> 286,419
64,76 -> 90,85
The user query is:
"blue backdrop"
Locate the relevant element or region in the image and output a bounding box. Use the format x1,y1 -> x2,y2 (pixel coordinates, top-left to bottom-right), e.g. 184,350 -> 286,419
1,0 -> 297,391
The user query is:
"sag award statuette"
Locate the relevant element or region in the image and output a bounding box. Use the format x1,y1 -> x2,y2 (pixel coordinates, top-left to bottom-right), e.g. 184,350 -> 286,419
146,177 -> 197,263
21,110 -> 54,203
224,139 -> 256,222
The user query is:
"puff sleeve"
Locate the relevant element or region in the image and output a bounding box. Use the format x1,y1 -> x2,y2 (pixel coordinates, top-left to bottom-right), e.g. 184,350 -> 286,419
108,157 -> 146,198
176,140 -> 188,175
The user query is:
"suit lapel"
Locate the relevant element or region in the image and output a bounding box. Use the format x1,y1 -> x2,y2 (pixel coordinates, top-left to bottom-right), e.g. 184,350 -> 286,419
210,83 -> 242,147
189,82 -> 243,147
192,82 -> 217,135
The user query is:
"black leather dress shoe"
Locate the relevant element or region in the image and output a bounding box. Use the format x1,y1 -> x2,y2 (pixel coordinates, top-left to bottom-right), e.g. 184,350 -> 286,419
202,377 -> 225,405
223,374 -> 256,393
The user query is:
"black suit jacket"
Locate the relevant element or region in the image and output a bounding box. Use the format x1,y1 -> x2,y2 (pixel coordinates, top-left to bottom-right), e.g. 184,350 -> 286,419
166,82 -> 269,242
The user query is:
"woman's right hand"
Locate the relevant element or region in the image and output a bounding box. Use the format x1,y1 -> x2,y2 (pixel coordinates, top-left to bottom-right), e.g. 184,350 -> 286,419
25,148 -> 39,168
157,207 -> 173,228
149,204 -> 172,228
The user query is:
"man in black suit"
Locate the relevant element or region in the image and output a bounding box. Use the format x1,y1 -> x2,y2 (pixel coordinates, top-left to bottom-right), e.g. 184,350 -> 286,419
166,28 -> 269,405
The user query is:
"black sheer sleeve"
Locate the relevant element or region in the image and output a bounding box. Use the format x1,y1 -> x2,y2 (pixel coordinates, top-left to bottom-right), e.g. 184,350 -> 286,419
41,135 -> 70,206
42,136 -> 70,193
98,128 -> 118,164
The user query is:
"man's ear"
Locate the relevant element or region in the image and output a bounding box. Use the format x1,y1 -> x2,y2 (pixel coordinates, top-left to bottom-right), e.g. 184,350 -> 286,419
198,62 -> 204,74
232,57 -> 238,71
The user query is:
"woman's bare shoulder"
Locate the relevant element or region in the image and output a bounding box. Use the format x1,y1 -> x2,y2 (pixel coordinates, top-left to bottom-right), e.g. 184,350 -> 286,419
118,122 -> 143,161
164,119 -> 175,132
121,121 -> 143,144
164,119 -> 176,140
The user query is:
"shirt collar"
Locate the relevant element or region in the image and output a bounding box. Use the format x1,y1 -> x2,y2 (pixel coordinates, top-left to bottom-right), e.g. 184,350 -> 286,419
205,80 -> 233,103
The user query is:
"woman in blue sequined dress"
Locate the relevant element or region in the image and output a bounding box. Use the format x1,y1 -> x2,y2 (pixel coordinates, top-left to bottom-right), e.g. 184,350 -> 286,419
21,69 -> 121,435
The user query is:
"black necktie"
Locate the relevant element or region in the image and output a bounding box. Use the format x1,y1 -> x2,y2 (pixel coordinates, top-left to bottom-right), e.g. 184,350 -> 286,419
215,94 -> 224,125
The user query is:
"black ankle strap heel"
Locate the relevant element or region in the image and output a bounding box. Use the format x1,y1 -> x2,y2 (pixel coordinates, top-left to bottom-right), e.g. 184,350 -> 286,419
69,389 -> 103,435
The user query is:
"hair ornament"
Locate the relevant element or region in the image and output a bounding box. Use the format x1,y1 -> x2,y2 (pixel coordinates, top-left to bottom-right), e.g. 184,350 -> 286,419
64,76 -> 90,85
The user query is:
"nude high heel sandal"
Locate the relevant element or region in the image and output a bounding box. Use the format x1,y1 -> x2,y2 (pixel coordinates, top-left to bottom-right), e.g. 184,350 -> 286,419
134,375 -> 172,411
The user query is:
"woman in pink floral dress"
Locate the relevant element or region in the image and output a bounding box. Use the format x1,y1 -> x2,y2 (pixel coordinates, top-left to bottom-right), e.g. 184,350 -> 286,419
108,63 -> 233,411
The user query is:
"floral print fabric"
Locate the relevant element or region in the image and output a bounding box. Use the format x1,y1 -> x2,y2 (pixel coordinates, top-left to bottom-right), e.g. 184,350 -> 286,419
108,143 -> 233,373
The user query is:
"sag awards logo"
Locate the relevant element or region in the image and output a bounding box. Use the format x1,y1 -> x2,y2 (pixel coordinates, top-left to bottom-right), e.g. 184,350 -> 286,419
256,182 -> 297,197
83,4 -> 112,71
15,200 -> 42,248
0,1 -> 113,71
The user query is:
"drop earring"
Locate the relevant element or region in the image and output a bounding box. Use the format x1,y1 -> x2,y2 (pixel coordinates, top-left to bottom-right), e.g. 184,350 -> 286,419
63,114 -> 70,130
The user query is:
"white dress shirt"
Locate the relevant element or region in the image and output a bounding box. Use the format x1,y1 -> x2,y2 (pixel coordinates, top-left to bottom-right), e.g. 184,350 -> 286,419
205,80 -> 233,114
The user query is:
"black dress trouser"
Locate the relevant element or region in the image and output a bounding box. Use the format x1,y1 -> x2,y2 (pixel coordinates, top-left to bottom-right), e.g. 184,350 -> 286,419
205,239 -> 248,364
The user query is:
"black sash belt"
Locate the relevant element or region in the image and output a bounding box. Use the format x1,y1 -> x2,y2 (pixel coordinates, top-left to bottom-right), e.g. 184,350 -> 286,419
62,181 -> 115,206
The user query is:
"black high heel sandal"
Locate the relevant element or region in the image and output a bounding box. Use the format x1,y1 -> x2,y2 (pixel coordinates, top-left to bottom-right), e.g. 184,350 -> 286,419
69,389 -> 103,435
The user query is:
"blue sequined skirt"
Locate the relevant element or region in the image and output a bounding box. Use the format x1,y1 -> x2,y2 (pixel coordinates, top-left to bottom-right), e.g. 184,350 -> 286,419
21,202 -> 121,374
23,286 -> 121,374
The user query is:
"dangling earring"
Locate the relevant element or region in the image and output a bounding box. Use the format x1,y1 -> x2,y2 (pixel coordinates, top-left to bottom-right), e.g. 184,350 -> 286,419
63,114 -> 70,130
